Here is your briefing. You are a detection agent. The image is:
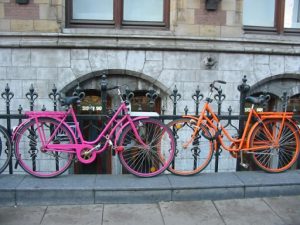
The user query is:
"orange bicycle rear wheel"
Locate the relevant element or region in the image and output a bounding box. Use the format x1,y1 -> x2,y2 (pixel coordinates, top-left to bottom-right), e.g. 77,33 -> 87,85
167,118 -> 214,175
249,119 -> 300,173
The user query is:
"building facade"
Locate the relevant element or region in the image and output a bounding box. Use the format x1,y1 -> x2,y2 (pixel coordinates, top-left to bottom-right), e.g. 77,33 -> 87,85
0,0 -> 300,174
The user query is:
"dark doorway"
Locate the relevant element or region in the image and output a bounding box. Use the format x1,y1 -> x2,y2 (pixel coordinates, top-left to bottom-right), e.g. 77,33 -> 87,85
73,89 -> 112,174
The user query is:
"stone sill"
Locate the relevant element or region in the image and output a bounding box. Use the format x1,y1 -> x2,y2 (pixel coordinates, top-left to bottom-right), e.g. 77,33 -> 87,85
0,31 -> 300,55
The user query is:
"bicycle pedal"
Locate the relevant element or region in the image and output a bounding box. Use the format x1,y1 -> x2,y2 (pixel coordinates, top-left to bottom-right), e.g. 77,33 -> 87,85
240,162 -> 249,169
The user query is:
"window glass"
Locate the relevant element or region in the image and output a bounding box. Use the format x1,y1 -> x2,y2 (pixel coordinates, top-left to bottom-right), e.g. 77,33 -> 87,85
243,0 -> 275,27
284,0 -> 300,28
123,0 -> 164,22
73,0 -> 113,20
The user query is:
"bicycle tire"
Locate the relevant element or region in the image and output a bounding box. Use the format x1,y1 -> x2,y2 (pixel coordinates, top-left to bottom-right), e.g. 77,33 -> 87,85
118,118 -> 175,177
167,118 -> 214,176
0,125 -> 12,174
14,117 -> 75,178
249,119 -> 300,173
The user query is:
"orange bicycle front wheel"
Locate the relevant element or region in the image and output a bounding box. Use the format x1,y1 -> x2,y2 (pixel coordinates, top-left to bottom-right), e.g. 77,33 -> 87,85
167,118 -> 214,176
249,119 -> 300,173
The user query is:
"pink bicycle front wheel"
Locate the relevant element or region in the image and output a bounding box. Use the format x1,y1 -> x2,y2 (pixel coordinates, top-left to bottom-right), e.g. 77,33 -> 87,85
14,117 -> 75,178
118,118 -> 175,177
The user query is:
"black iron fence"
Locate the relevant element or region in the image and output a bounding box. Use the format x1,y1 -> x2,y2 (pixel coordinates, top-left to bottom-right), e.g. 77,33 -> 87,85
1,74 -> 298,174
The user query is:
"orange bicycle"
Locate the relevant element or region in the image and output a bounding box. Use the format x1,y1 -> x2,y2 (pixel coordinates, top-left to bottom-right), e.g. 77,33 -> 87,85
168,80 -> 300,175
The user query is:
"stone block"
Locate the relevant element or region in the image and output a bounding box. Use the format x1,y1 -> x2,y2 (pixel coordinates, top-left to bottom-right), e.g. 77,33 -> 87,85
7,67 -> 37,80
39,4 -> 57,20
146,51 -> 162,61
89,50 -> 108,71
71,49 -> 88,60
12,49 -> 31,67
37,67 -> 58,80
270,55 -> 285,75
199,25 -> 221,37
177,8 -> 195,25
34,0 -> 49,3
174,24 -> 200,36
11,20 -> 33,32
0,19 -> 10,31
163,51 -> 201,70
41,205 -> 103,225
142,60 -> 162,79
103,204 -> 165,225
31,49 -> 70,67
126,51 -> 145,72
16,175 -> 96,206
71,59 -> 92,77
215,198 -> 285,225
0,206 -> 47,224
0,3 -> 4,19
284,56 -> 300,73
169,172 -> 244,200
221,0 -> 236,11
160,201 -> 224,225
94,174 -> 171,203
0,49 -> 11,66
107,50 -> 127,70
34,20 -> 59,32
220,26 -> 243,38
95,190 -> 171,204
219,53 -> 254,71
57,68 -> 76,89
0,175 -> 25,206
226,11 -> 241,26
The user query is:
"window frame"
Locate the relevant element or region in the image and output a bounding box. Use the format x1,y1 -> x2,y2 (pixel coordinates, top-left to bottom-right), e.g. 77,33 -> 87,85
243,0 -> 300,34
66,0 -> 170,29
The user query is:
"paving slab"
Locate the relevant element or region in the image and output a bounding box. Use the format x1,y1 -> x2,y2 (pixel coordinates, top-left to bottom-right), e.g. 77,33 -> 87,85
168,172 -> 244,201
159,200 -> 225,225
95,174 -> 171,203
263,195 -> 300,225
214,198 -> 285,225
0,175 -> 25,206
235,171 -> 300,197
16,175 -> 96,206
0,206 -> 46,225
40,205 -> 103,225
103,203 -> 164,225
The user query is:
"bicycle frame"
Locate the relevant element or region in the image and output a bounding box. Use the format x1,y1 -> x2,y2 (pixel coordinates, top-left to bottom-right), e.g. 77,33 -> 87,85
15,101 -> 150,164
184,101 -> 295,153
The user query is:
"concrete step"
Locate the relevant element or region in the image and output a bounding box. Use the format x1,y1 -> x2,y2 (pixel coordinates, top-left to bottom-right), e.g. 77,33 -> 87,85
1,170 -> 300,206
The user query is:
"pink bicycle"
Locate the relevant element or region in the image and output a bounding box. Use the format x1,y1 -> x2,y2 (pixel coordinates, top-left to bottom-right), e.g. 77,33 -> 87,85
13,86 -> 175,178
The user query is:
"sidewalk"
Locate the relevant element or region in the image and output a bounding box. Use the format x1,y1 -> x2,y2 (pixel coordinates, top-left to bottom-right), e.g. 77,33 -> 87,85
1,195 -> 300,225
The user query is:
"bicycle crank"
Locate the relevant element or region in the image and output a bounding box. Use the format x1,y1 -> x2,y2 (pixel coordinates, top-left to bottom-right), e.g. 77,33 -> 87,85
76,147 -> 97,164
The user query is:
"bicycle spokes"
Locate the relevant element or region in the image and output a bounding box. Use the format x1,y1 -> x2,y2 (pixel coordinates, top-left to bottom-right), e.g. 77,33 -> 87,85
250,120 -> 300,172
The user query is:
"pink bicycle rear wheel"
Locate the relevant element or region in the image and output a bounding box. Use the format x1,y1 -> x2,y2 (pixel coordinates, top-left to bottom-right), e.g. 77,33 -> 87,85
14,117 -> 75,178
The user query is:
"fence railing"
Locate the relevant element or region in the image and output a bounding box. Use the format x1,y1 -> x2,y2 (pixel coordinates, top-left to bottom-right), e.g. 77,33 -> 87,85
1,74 -> 298,174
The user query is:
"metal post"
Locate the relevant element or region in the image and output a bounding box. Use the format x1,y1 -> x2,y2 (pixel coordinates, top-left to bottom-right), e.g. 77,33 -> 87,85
1,84 -> 14,174
169,85 -> 181,116
49,84 -> 61,111
100,74 -> 108,116
146,86 -> 158,112
25,84 -> 39,172
213,86 -> 226,172
192,85 -> 203,115
237,75 -> 250,171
